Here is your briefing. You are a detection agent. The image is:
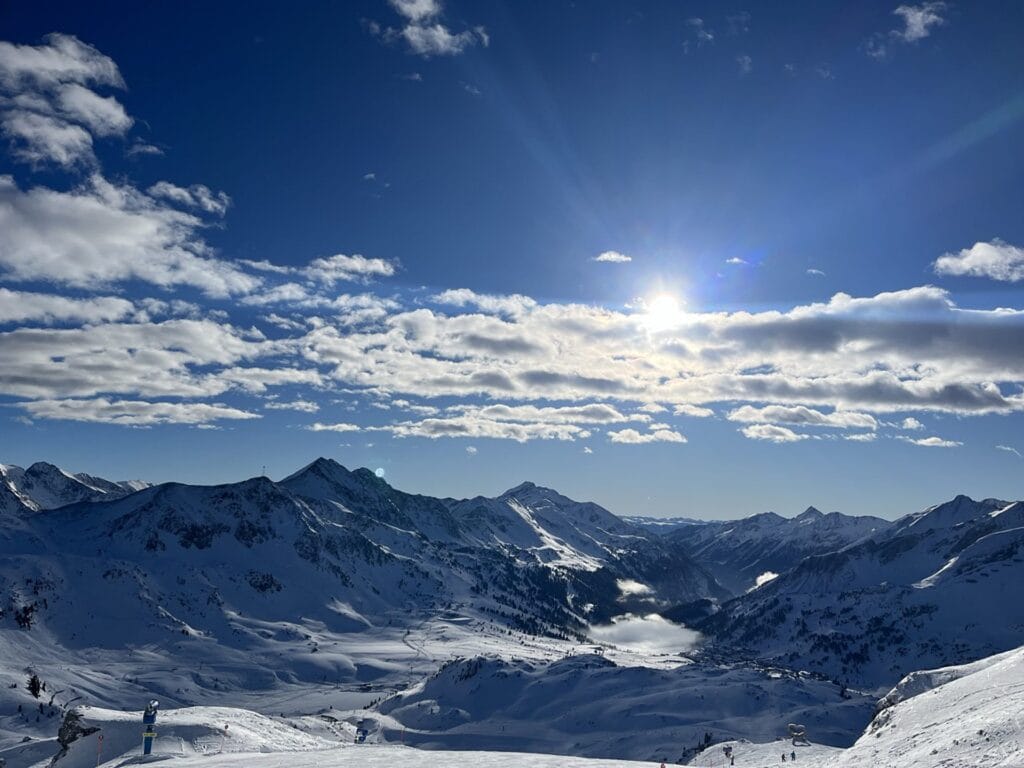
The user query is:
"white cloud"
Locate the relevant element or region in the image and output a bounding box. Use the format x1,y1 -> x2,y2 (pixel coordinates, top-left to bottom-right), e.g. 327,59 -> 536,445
807,268 -> 826,276
0,34 -> 130,168
900,417 -> 924,430
0,175 -> 260,296
379,0 -> 488,57
465,445 -> 477,455
148,181 -> 230,216
431,288 -> 536,316
582,446 -> 593,454
893,2 -> 947,42
616,579 -> 653,597
589,614 -> 701,653
673,404 -> 715,418
740,424 -> 809,443
22,397 -> 259,426
593,251 -> 632,264
608,428 -> 686,444
725,257 -> 747,265
844,432 -> 877,442
0,288 -> 133,324
379,415 -> 591,443
307,422 -> 362,433
305,253 -> 396,284
736,55 -> 753,75
996,444 -> 1022,458
263,399 -> 320,413
933,240 -> 1024,282
727,404 -> 878,430
900,435 -> 962,448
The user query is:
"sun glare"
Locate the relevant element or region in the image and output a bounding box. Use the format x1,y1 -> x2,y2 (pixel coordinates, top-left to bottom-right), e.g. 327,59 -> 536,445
643,293 -> 684,330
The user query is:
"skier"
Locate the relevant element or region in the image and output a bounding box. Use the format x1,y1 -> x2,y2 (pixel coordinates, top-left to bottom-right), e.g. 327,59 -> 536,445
791,750 -> 797,761
782,754 -> 786,762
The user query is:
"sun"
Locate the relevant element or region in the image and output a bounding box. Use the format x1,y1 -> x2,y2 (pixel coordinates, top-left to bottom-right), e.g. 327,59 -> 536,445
643,293 -> 684,330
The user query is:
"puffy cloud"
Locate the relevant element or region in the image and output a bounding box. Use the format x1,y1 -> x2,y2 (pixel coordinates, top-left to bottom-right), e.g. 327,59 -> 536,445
0,288 -> 133,325
593,251 -> 632,264
893,2 -> 947,42
378,0 -> 488,57
900,435 -> 962,448
933,240 -> 1024,282
0,33 -> 124,91
465,445 -> 477,455
263,399 -> 320,413
432,288 -> 536,316
900,417 -> 924,430
740,424 -> 809,443
21,397 -> 259,426
673,404 -> 715,418
727,404 -> 878,430
0,175 -> 260,296
0,34 -> 130,168
607,428 -> 686,444
379,415 -> 590,442
307,422 -> 361,433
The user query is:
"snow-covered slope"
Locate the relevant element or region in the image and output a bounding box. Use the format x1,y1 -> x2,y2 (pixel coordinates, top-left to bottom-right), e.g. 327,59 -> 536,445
377,653 -> 872,762
665,507 -> 890,594
14,643 -> 1024,768
699,495 -> 1024,688
0,462 -> 147,512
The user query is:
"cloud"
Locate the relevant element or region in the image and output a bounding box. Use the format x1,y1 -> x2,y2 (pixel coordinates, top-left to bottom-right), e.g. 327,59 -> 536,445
933,240 -> 1024,283
431,288 -> 537,316
465,445 -> 477,455
21,397 -> 259,426
844,432 -> 877,442
263,399 -> 320,413
893,2 -> 947,42
865,2 -> 948,59
0,175 -> 260,296
0,33 -> 129,168
736,55 -> 753,75
593,250 -> 632,264
900,417 -> 924,430
0,288 -> 134,325
148,181 -> 231,216
996,445 -> 1022,458
685,18 -> 714,49
899,435 -> 962,448
673,404 -> 715,418
379,415 -> 591,442
740,424 -> 809,443
616,579 -> 653,597
378,0 -> 488,57
806,268 -> 826,276
589,614 -> 701,653
607,428 -> 686,444
725,257 -> 747,265
582,446 -> 593,454
728,404 -> 878,430
307,422 -> 362,433
753,571 -> 779,588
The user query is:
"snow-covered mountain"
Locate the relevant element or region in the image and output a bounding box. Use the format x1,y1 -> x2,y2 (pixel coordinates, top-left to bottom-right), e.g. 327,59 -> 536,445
698,494 -> 1024,689
0,458 -> 723,686
664,507 -> 890,594
0,462 -> 147,512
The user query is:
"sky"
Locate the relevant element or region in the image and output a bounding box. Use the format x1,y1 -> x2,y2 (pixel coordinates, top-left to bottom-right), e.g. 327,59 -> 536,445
1,0 -> 1023,520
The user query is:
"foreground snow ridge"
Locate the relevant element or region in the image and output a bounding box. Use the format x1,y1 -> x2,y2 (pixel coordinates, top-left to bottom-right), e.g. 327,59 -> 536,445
17,643 -> 1024,768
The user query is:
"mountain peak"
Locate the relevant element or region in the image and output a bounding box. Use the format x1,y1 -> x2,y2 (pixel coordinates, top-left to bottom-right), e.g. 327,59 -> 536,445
797,506 -> 824,519
503,481 -> 539,495
283,457 -> 351,482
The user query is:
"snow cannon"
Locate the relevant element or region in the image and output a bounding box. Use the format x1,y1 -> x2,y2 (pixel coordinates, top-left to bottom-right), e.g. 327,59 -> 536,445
142,700 -> 159,755
788,722 -> 809,745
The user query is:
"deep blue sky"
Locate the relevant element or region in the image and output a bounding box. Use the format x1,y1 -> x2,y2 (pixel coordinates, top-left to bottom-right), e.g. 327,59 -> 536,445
1,1 -> 1023,519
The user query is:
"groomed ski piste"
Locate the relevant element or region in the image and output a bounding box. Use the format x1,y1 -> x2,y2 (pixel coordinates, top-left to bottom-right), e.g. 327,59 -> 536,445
5,642 -> 1023,768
